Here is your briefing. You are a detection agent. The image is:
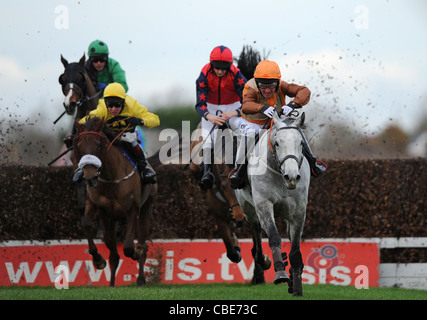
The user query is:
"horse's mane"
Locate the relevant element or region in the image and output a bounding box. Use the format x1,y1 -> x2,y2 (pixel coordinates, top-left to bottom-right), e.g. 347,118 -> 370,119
279,115 -> 307,130
83,116 -> 102,131
82,116 -> 121,146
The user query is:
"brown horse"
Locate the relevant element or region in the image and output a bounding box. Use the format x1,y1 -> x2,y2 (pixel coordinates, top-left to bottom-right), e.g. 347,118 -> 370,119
73,116 -> 156,287
188,123 -> 267,284
58,54 -> 99,120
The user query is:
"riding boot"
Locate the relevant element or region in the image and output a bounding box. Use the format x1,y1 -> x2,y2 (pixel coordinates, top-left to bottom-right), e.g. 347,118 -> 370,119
134,144 -> 156,184
229,135 -> 249,189
299,129 -> 326,177
199,148 -> 215,191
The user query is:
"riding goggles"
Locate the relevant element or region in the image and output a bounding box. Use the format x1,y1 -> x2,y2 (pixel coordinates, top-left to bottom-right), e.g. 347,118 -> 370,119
256,79 -> 279,91
258,83 -> 278,90
105,97 -> 124,109
211,61 -> 232,70
90,56 -> 107,63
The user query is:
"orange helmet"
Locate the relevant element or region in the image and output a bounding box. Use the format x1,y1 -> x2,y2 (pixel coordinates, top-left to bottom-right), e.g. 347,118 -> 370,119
254,60 -> 281,91
254,60 -> 281,80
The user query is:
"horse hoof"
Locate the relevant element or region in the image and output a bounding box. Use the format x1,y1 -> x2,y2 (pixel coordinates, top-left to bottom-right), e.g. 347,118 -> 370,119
227,246 -> 242,263
94,257 -> 107,270
137,276 -> 146,287
251,273 -> 266,285
293,290 -> 303,297
292,273 -> 303,296
274,270 -> 290,285
262,254 -> 271,270
123,246 -> 136,259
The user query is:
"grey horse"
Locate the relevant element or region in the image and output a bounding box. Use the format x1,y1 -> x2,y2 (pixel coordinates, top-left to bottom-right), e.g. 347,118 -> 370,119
235,111 -> 310,296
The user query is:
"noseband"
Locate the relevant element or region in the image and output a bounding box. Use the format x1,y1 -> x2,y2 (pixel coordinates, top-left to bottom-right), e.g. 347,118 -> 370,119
75,130 -> 105,174
274,126 -> 304,170
63,83 -> 85,107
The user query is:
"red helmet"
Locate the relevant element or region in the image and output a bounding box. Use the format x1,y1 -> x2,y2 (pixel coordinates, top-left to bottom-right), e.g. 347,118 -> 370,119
210,46 -> 233,69
210,46 -> 233,63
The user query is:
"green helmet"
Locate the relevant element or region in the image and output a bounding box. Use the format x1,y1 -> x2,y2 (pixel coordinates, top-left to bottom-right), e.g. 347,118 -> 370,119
88,40 -> 109,57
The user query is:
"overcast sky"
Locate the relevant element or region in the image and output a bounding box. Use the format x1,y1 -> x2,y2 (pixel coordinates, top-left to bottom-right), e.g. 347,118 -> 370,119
1,0 -> 426,136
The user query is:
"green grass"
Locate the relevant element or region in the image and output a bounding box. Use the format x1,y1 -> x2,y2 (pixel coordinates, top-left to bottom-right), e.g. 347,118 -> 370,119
1,283 -> 426,300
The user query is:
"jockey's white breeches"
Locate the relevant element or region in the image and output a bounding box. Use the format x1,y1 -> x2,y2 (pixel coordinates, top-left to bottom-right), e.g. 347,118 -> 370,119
120,131 -> 138,147
200,101 -> 245,150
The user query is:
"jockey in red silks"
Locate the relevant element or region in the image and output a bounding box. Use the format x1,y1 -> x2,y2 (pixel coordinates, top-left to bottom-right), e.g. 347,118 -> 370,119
195,45 -> 247,191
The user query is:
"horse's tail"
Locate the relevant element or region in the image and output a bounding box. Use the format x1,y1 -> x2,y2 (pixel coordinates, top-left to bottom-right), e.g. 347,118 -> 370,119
235,45 -> 269,80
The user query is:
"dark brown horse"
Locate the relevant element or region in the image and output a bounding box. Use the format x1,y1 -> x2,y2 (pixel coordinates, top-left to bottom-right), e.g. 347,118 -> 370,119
57,55 -> 100,215
73,116 -> 156,287
58,54 -> 99,120
189,123 -> 266,284
185,45 -> 269,284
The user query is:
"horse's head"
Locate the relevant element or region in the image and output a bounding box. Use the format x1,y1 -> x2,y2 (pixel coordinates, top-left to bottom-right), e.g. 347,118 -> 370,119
272,112 -> 306,190
73,117 -> 109,187
59,54 -> 87,115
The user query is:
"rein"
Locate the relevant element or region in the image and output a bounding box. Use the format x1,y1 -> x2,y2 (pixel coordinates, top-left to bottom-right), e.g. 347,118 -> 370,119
106,122 -> 131,151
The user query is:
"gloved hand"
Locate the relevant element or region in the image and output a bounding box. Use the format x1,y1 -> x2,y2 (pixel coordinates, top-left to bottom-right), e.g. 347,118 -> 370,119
281,105 -> 294,116
96,83 -> 108,90
260,106 -> 276,118
282,101 -> 300,116
125,117 -> 144,126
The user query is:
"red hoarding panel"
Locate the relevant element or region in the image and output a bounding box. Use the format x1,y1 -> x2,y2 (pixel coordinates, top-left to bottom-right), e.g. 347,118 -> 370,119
0,240 -> 379,287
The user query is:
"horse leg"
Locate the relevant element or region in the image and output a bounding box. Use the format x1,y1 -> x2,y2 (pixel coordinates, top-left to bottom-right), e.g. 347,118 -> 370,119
211,209 -> 242,263
257,202 -> 290,285
241,211 -> 270,285
123,206 -> 137,260
249,222 -> 269,284
81,202 -> 106,270
103,217 -> 120,287
287,220 -> 304,296
134,196 -> 153,287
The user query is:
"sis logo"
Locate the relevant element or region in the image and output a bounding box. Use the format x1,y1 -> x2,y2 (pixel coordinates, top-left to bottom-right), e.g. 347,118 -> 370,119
303,243 -> 371,288
306,244 -> 341,273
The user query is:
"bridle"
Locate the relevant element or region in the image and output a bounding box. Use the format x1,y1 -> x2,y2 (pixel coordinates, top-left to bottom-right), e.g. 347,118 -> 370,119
74,130 -> 137,184
60,66 -> 100,110
62,83 -> 85,107
273,126 -> 304,170
74,131 -> 106,178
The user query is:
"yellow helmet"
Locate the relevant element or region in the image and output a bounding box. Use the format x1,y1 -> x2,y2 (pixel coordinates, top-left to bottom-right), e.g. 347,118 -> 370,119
254,60 -> 281,80
103,83 -> 126,99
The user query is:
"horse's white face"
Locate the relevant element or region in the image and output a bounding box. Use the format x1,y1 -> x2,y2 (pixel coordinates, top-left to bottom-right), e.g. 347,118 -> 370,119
273,113 -> 304,190
62,83 -> 82,115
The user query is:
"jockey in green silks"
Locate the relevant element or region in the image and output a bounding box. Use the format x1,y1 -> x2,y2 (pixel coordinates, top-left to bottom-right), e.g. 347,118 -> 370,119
85,40 -> 128,97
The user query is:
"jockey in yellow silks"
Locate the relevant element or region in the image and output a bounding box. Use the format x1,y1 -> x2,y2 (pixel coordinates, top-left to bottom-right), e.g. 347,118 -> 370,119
76,83 -> 160,183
